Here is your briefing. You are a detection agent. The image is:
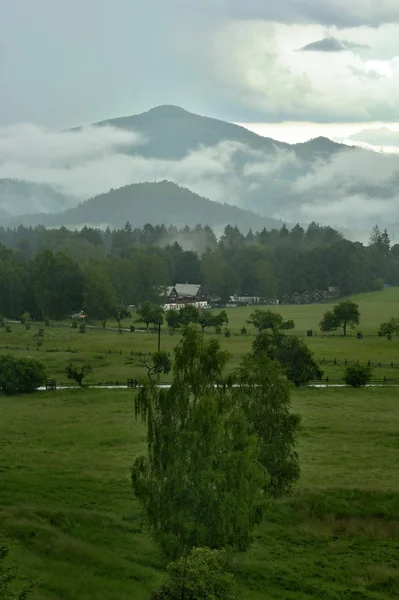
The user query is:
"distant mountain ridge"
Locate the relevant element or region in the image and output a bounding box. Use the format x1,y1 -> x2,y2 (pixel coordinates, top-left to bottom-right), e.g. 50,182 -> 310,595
6,180 -> 284,231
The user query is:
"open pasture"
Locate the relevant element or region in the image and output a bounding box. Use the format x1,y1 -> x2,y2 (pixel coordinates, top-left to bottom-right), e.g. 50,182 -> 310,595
1,387 -> 398,599
1,287 -> 399,384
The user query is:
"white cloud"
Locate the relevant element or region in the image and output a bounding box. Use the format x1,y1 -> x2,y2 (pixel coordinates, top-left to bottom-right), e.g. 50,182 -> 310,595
210,20 -> 399,122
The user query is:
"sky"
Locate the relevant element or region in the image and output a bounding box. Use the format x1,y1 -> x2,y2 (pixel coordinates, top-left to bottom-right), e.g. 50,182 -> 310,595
2,0 -> 399,148
2,0 -> 399,238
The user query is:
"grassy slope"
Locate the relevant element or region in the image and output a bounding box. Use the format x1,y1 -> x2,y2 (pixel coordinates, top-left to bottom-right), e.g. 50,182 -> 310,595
1,287 -> 399,383
1,387 -> 399,599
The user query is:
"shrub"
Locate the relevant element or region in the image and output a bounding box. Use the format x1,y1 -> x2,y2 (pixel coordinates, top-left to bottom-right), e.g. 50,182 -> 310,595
0,354 -> 47,395
240,326 -> 247,335
130,324 -> 135,332
5,325 -> 11,333
344,364 -> 372,388
25,323 -> 31,331
215,326 -> 222,334
20,312 -> 31,325
79,323 -> 86,334
44,317 -> 50,327
224,328 -> 231,338
71,320 -> 78,329
0,315 -> 5,327
151,548 -> 239,600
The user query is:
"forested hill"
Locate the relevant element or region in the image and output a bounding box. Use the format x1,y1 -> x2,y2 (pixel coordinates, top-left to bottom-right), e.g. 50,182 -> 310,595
7,181 -> 284,231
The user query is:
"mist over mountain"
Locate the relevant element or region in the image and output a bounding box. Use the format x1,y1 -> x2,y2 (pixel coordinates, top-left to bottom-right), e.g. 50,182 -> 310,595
1,105 -> 399,236
7,181 -> 283,232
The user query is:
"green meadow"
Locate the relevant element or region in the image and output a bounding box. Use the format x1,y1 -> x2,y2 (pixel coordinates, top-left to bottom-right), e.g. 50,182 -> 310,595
1,287 -> 399,598
1,287 -> 399,383
1,387 -> 398,599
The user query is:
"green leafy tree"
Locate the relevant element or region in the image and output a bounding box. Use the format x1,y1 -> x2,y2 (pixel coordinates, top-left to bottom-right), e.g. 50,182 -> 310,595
234,353 -> 301,497
319,301 -> 360,336
197,310 -> 215,332
344,364 -> 372,388
212,310 -> 229,329
137,351 -> 172,381
32,249 -> 84,320
0,355 -> 46,396
178,305 -> 199,326
65,362 -> 92,387
83,268 -> 118,328
151,548 -> 239,600
132,327 -> 267,558
253,331 -> 323,387
379,317 -> 399,337
165,309 -> 181,331
247,309 -> 293,333
115,306 -> 131,327
136,302 -> 164,330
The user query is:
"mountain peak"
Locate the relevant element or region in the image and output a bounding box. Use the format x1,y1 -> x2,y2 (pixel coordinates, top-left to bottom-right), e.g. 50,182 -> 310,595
144,105 -> 191,117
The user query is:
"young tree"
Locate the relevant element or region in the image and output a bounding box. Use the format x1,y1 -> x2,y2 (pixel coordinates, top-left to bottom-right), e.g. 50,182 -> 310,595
344,364 -> 372,388
151,548 -> 239,600
115,306 -> 131,328
136,302 -> 164,331
132,327 -> 267,558
178,304 -> 199,326
137,351 -> 172,381
379,317 -> 399,337
319,301 -> 360,336
65,362 -> 92,387
253,330 -> 323,387
0,355 -> 46,396
234,353 -> 301,497
165,309 -> 181,331
247,309 -> 294,333
83,268 -> 118,328
197,310 -> 215,332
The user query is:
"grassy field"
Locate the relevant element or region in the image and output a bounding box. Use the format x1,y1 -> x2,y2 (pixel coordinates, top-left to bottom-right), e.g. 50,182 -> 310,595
1,286 -> 399,383
1,387 -> 398,599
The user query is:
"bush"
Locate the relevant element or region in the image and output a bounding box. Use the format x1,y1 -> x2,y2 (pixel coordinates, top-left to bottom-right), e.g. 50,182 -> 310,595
151,548 -> 239,600
79,323 -> 86,334
240,326 -> 247,335
44,317 -> 50,327
20,312 -> 31,325
0,315 -> 5,327
71,320 -> 78,329
215,326 -> 222,334
25,323 -> 31,331
0,354 -> 47,395
224,328 -> 231,337
344,364 -> 372,388
5,325 -> 11,333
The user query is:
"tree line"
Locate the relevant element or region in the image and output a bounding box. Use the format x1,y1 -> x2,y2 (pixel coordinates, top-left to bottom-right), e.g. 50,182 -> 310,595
0,222 -> 398,322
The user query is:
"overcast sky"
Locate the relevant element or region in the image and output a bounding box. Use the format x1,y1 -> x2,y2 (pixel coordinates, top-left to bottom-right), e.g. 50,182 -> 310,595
2,0 -> 399,137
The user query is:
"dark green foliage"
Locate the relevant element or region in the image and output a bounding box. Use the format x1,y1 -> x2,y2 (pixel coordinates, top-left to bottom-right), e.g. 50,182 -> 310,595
78,323 -> 86,334
178,304 -> 199,326
247,309 -> 294,333
0,543 -> 32,599
379,317 -> 399,337
83,267 -> 118,329
71,320 -> 78,329
65,362 -> 92,387
132,327 -> 267,558
165,309 -> 180,330
0,354 -> 46,395
320,300 -> 360,336
115,306 -> 131,327
235,353 -> 301,497
135,302 -> 164,331
137,351 -> 172,381
253,330 -> 323,387
151,548 -> 240,600
344,364 -> 373,387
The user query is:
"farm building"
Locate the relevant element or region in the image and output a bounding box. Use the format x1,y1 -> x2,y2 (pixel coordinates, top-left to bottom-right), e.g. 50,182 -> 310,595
163,283 -> 203,303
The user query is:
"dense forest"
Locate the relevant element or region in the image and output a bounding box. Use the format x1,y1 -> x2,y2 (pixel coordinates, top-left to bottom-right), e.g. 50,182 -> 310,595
0,221 -> 397,321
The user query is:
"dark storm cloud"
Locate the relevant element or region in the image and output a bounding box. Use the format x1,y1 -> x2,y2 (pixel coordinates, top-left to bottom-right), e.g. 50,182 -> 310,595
299,37 -> 370,52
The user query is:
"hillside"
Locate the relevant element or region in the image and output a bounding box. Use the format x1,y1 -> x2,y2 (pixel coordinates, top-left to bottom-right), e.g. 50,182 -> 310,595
0,178 -> 72,217
8,180 -> 284,230
92,105 -> 350,162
